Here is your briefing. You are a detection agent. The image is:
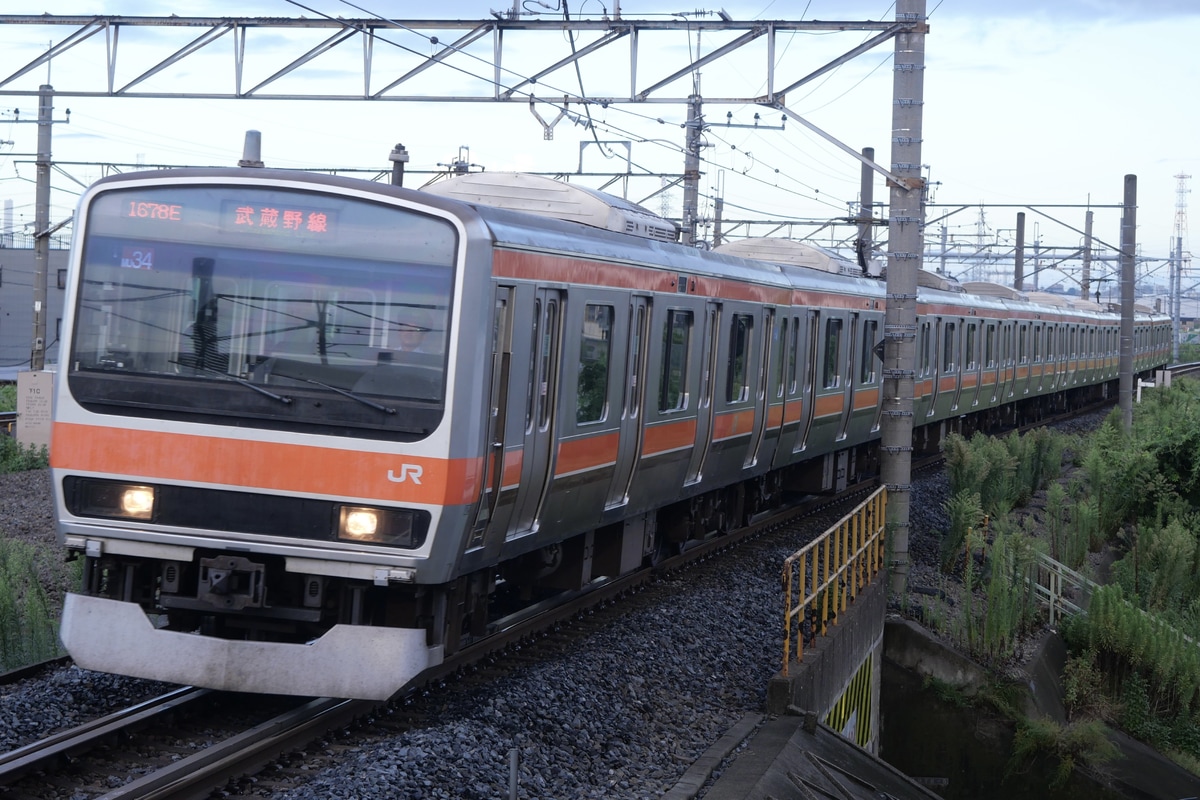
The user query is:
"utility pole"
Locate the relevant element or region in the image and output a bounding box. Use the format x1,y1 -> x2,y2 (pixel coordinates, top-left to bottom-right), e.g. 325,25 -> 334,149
1014,212 -> 1025,290
1172,173 -> 1190,362
1119,175 -> 1137,431
1081,210 -> 1093,301
682,95 -> 702,246
855,146 -> 875,273
15,84 -> 70,371
882,0 -> 926,596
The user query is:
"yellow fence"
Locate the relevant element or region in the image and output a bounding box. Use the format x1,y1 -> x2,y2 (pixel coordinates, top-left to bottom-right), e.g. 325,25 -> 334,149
781,487 -> 887,676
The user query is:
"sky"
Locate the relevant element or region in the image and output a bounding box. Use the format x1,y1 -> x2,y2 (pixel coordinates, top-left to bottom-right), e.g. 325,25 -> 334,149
0,0 -> 1196,296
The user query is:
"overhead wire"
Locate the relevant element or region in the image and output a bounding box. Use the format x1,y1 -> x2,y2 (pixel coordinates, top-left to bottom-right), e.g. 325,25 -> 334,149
319,0 -> 876,214
4,2 -> 902,238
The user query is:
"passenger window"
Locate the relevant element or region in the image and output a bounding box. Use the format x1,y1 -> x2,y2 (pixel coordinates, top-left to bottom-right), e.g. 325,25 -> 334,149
919,322 -> 931,376
726,314 -> 753,403
943,322 -> 956,372
577,304 -> 613,424
787,318 -> 800,394
860,319 -> 878,384
659,309 -> 692,412
773,318 -> 788,399
823,318 -> 843,389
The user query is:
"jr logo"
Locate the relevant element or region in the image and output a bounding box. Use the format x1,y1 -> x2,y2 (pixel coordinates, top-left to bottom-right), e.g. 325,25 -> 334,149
387,465 -> 424,485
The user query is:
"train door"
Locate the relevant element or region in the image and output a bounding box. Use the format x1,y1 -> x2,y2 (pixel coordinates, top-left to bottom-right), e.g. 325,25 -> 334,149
1032,323 -> 1043,392
926,317 -> 943,417
744,307 -> 774,468
835,312 -> 859,441
469,286 -> 515,551
862,317 -> 884,434
1003,322 -> 1016,399
510,288 -> 564,536
950,317 -> 967,412
605,295 -> 650,509
794,310 -> 820,453
685,301 -> 721,485
985,322 -> 1000,403
1018,322 -> 1030,395
1047,324 -> 1057,387
964,320 -> 982,408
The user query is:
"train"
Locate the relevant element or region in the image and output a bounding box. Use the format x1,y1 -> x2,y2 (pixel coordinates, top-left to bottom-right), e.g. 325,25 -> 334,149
50,168 -> 1170,699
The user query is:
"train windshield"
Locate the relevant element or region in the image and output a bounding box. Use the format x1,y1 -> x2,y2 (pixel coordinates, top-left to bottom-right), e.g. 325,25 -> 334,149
67,183 -> 458,439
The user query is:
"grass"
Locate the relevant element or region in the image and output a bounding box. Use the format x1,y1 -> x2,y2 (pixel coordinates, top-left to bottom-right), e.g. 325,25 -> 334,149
0,538 -> 77,669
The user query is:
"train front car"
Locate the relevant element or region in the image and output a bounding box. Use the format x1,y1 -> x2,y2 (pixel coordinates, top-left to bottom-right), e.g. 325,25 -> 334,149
52,170 -> 486,699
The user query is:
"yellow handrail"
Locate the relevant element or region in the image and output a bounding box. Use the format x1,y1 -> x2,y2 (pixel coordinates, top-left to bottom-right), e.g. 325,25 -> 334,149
781,487 -> 887,676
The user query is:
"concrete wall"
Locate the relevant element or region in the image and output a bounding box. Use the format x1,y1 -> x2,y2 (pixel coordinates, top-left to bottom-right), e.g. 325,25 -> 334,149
882,618 -> 989,693
767,575 -> 886,753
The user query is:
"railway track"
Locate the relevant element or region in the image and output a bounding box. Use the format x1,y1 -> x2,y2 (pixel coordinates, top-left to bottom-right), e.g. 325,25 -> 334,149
0,685 -> 360,799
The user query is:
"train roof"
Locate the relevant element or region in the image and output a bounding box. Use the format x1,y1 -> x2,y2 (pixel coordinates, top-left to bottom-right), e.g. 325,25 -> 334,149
712,238 -> 859,275
421,172 -> 680,244
962,280 -> 1023,300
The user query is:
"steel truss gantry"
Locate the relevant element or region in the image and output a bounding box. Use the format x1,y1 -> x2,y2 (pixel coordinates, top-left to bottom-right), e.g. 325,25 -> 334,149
0,14 -> 910,107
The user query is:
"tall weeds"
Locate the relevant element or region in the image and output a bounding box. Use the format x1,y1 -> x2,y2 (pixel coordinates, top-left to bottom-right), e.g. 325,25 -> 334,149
0,539 -> 68,669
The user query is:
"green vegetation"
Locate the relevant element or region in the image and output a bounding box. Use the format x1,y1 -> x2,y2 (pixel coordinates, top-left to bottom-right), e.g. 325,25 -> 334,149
1008,716 -> 1118,791
0,382 -> 58,671
936,428 -> 1066,666
928,377 -> 1200,774
0,539 -> 75,669
0,437 -> 48,473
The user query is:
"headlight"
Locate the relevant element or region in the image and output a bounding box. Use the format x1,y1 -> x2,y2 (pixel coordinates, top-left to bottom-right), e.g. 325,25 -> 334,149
337,506 -> 420,547
121,487 -> 156,518
74,480 -> 156,521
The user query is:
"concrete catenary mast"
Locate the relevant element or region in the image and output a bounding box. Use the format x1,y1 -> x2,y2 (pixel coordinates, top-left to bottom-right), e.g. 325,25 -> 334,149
1171,173 -> 1190,362
881,0 -> 927,595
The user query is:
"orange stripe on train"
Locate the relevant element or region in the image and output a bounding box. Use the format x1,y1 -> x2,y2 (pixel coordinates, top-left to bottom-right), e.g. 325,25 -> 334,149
555,431 -> 619,476
642,418 -> 696,456
713,408 -> 756,441
51,422 -> 483,506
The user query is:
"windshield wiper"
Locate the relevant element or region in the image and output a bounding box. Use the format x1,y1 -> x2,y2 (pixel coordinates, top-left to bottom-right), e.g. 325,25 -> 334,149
298,377 -> 396,415
170,360 -> 293,405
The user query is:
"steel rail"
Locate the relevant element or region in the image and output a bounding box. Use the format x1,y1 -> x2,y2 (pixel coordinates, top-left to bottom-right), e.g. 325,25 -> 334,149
93,696 -> 374,800
0,687 -> 209,786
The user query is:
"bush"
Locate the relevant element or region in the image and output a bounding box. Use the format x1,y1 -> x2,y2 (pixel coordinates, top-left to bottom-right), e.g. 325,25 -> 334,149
1009,716 -> 1117,790
0,437 -> 48,473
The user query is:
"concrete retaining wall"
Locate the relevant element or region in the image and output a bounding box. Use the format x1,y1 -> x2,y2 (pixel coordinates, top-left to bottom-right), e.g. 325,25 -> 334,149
767,575 -> 886,752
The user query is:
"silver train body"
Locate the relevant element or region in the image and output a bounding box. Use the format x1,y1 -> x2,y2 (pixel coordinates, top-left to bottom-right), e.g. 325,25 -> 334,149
51,169 -> 1170,698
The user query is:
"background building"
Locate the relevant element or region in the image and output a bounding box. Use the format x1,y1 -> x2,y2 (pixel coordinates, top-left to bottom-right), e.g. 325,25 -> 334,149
0,234 -> 68,380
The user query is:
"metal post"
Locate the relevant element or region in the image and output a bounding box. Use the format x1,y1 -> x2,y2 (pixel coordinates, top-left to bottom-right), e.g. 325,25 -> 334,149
1119,174 -> 1137,431
882,0 -> 926,596
938,224 -> 947,275
509,748 -> 518,799
682,95 -> 702,246
1081,209 -> 1093,301
713,196 -> 724,247
1014,211 -> 1025,291
856,146 -> 874,273
389,142 -> 409,187
30,85 -> 52,371
1172,234 -> 1182,362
